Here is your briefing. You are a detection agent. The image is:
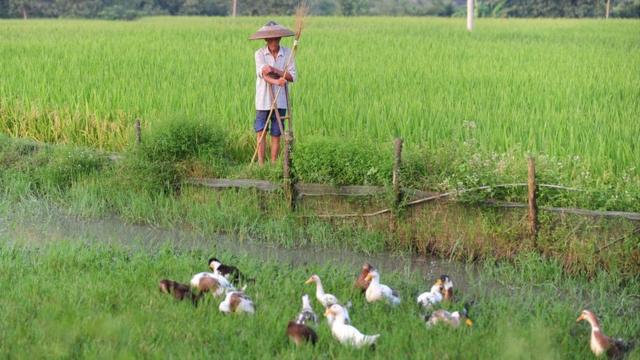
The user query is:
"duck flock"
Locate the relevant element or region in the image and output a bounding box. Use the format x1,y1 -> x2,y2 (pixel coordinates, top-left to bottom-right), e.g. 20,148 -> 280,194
159,258 -> 635,358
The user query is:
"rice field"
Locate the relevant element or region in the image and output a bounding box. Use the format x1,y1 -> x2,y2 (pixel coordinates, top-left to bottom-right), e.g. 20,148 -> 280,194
0,17 -> 639,178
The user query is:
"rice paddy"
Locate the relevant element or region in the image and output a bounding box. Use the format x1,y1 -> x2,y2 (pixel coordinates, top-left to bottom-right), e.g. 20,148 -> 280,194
0,17 -> 638,177
1,17 -> 639,358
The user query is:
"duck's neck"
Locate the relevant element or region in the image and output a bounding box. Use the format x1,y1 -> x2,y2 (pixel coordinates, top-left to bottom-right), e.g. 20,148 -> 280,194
315,280 -> 325,297
302,295 -> 312,310
586,316 -> 602,332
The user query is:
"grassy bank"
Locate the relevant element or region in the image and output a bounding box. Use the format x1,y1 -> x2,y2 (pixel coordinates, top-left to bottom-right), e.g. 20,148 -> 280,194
0,17 -> 639,195
1,134 -> 638,279
0,241 -> 638,359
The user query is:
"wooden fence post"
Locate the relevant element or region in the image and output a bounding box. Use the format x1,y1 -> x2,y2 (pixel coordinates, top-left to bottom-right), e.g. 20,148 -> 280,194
283,130 -> 295,210
528,155 -> 538,243
135,119 -> 141,145
393,138 -> 403,208
390,138 -> 403,232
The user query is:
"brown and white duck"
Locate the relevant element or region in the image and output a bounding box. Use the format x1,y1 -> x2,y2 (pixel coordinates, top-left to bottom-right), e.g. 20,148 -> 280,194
158,279 -> 201,305
354,263 -> 374,293
190,272 -> 234,297
440,275 -> 454,301
286,294 -> 319,346
219,289 -> 255,314
576,310 -> 635,359
425,306 -> 473,328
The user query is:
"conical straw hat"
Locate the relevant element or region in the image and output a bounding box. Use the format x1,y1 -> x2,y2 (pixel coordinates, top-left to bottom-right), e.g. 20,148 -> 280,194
249,21 -> 295,40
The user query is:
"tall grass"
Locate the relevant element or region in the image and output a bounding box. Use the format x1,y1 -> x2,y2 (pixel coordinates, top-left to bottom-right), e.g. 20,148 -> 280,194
0,17 -> 638,178
0,241 -> 637,359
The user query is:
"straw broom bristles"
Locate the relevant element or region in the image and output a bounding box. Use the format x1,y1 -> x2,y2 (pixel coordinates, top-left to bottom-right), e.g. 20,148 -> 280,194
251,3 -> 308,164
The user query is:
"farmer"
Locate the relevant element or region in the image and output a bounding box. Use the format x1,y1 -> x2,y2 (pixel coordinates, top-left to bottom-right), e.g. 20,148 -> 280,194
249,21 -> 297,166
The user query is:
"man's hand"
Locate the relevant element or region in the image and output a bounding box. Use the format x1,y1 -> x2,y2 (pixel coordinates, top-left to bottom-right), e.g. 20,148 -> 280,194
276,77 -> 287,87
261,65 -> 273,77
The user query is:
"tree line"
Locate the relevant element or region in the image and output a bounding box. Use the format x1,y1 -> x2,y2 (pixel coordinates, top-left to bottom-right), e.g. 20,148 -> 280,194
0,0 -> 638,20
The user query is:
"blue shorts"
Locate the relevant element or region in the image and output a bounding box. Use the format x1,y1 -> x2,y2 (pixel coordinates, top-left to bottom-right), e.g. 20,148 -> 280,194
254,109 -> 286,137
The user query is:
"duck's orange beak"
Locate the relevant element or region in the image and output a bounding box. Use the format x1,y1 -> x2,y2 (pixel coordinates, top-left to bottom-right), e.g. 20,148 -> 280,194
576,314 -> 585,323
324,308 -> 333,317
465,319 -> 473,327
305,277 -> 314,285
364,274 -> 372,282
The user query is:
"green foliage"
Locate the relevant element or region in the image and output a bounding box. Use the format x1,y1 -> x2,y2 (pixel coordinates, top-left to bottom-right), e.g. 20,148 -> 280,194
139,118 -> 227,164
0,135 -> 107,194
294,137 -> 393,185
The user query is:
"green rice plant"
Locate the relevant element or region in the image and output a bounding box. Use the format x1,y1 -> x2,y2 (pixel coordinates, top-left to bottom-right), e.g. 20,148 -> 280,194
0,17 -> 637,200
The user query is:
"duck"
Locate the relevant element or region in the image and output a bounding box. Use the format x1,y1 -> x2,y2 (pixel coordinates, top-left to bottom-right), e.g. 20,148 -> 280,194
425,306 -> 473,328
324,304 -> 379,349
295,294 -> 318,325
416,278 -> 444,309
219,289 -> 255,314
287,321 -> 318,346
354,263 -> 374,293
576,310 -> 635,359
208,257 -> 253,284
305,274 -> 339,308
190,272 -> 234,297
440,275 -> 454,301
286,294 -> 319,346
364,269 -> 401,306
158,279 -> 201,305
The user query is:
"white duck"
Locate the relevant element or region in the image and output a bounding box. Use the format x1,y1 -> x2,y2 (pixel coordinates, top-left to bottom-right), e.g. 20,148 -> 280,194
324,304 -> 379,349
190,272 -> 234,297
417,278 -> 443,309
219,290 -> 255,314
305,274 -> 339,308
364,270 -> 401,306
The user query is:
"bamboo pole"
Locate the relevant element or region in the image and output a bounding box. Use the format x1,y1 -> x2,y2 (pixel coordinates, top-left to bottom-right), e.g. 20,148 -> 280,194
467,0 -> 474,32
283,131 -> 295,210
606,0 -> 611,19
232,0 -> 237,17
528,156 -> 538,242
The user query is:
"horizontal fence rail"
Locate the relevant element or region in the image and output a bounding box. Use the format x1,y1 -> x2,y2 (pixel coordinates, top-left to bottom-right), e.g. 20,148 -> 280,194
185,177 -> 640,222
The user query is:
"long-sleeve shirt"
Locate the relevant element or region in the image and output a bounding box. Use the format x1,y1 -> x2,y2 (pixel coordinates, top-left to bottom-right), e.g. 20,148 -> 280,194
254,46 -> 297,110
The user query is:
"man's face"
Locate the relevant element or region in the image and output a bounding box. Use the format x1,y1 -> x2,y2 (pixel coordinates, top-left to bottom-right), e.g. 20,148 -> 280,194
265,37 -> 281,47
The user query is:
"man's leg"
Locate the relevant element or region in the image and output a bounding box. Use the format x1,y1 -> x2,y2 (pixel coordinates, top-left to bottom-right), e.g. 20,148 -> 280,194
257,133 -> 266,166
270,135 -> 280,163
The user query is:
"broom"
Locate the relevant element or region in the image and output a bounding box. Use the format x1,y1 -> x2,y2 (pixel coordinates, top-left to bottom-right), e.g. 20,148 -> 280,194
251,4 -> 308,164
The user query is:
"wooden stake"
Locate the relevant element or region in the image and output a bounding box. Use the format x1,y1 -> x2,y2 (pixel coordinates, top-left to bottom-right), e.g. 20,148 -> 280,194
232,0 -> 237,17
283,131 -> 295,210
393,138 -> 403,208
605,0 -> 611,19
528,156 -> 538,242
135,119 -> 141,145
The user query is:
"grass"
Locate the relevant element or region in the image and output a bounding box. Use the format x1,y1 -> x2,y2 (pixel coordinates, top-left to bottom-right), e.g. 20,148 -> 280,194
0,240 -> 638,359
1,133 -> 638,279
0,17 -> 638,201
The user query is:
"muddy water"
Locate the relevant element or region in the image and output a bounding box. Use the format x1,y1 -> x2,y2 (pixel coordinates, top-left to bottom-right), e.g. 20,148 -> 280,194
0,202 -> 477,288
